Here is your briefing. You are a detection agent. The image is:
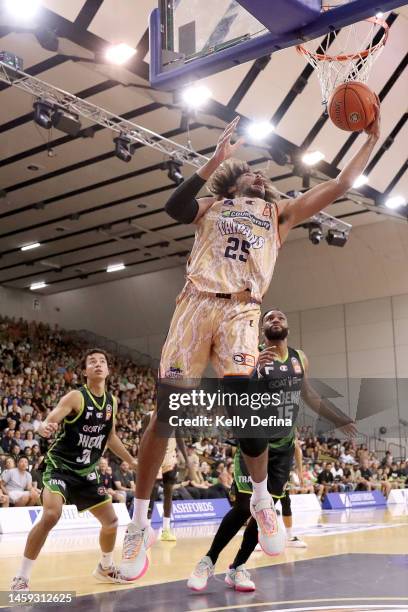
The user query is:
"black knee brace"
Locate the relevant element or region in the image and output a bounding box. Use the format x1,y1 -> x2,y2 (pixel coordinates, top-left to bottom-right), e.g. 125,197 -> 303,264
280,489 -> 292,517
239,437 -> 268,458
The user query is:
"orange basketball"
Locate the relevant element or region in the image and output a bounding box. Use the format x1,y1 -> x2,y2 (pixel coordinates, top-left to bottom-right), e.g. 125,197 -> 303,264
328,81 -> 378,132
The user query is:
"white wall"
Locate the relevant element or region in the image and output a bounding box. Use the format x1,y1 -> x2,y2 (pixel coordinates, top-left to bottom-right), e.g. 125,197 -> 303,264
0,285 -> 57,323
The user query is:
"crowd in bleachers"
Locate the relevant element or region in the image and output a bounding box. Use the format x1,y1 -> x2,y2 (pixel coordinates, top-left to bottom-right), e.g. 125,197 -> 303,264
0,316 -> 407,509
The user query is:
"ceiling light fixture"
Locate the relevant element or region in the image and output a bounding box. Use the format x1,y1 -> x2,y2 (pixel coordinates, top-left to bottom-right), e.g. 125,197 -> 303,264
352,174 -> 369,189
5,0 -> 41,21
33,100 -> 54,130
308,222 -> 324,245
246,120 -> 275,141
107,263 -> 126,273
21,242 -> 41,251
182,85 -> 212,109
106,43 -> 136,65
385,195 -> 406,209
30,281 -> 47,290
326,229 -> 348,247
166,160 -> 184,185
114,135 -> 133,163
302,151 -> 325,166
52,109 -> 81,137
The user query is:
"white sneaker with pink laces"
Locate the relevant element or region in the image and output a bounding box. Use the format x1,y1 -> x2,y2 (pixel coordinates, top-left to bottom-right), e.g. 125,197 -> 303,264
250,496 -> 286,556
10,576 -> 29,591
119,523 -> 156,581
187,556 -> 214,591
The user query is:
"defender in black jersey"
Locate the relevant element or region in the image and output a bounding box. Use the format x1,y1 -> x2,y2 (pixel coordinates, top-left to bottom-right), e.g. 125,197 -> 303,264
11,349 -> 138,592
188,310 -> 357,592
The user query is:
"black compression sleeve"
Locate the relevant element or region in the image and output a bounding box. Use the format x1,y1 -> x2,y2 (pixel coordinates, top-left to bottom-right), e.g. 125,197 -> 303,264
164,173 -> 207,224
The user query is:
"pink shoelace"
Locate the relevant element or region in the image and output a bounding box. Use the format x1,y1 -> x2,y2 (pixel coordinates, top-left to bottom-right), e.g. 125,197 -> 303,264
123,530 -> 143,560
255,507 -> 278,536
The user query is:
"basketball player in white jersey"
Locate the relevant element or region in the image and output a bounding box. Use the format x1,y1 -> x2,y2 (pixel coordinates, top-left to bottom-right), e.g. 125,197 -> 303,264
120,109 -> 380,580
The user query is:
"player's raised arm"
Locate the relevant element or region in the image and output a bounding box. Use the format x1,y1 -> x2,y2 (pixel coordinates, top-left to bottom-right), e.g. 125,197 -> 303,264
37,390 -> 82,438
277,105 -> 381,243
300,351 -> 357,436
164,117 -> 244,224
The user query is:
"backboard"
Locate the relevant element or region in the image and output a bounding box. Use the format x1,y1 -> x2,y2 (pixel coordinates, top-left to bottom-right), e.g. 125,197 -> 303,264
149,0 -> 407,90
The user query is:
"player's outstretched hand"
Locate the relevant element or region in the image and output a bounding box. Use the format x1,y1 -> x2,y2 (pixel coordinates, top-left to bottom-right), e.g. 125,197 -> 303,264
340,421 -> 358,438
212,116 -> 244,166
38,421 -> 58,438
258,346 -> 280,369
364,102 -> 380,140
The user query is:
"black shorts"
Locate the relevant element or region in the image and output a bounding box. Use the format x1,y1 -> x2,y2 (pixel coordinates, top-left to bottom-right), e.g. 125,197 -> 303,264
233,444 -> 294,499
42,464 -> 110,512
162,467 -> 178,485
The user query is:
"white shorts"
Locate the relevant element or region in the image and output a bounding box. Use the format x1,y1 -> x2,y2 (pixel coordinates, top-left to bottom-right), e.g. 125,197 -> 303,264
8,490 -> 28,504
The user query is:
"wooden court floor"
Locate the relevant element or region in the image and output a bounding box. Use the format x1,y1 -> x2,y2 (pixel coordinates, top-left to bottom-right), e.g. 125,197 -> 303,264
0,506 -> 407,611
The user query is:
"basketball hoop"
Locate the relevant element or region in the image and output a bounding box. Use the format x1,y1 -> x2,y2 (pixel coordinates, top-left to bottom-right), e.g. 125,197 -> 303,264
296,7 -> 388,105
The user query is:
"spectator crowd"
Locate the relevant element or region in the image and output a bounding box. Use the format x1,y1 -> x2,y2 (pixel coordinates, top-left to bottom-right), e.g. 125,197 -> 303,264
1,316 -> 407,510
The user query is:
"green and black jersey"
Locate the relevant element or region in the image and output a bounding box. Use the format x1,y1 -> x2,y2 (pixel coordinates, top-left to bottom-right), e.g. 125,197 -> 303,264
46,385 -> 116,476
234,347 -> 305,494
259,345 -> 305,451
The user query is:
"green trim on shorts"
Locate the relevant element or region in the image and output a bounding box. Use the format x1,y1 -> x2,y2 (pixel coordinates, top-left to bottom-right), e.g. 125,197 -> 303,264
42,483 -> 66,503
233,449 -> 252,494
80,496 -> 112,514
42,464 -> 67,503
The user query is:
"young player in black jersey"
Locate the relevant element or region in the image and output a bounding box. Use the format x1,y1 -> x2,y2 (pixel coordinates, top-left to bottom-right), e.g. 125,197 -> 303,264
11,349 -> 137,591
188,310 -> 356,591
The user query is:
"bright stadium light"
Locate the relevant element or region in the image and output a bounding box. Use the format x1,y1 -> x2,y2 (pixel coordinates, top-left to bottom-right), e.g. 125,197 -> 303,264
302,150 -> 325,166
375,11 -> 384,18
105,43 -> 136,65
385,195 -> 406,209
182,85 -> 211,109
246,121 -> 275,141
353,174 -> 369,189
5,0 -> 41,21
21,242 -> 41,251
107,263 -> 126,273
30,281 -> 47,290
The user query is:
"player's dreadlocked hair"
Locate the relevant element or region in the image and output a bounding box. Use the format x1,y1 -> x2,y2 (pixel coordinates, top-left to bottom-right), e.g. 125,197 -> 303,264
208,158 -> 280,204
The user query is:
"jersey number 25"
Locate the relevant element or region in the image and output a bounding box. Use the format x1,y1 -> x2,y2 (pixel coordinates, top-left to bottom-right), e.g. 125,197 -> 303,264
224,237 -> 250,263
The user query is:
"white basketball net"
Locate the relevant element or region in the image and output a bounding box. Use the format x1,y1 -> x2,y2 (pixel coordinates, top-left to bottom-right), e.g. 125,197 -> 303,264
296,7 -> 388,105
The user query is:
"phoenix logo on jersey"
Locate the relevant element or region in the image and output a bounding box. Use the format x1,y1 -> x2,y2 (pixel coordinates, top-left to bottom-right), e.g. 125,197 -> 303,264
78,433 -> 105,450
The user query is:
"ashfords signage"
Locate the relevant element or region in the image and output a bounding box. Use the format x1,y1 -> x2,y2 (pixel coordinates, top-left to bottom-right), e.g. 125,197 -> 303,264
151,498 -> 231,524
323,490 -> 387,510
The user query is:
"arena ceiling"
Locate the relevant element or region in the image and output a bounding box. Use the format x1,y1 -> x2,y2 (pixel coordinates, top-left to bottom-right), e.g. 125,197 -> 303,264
0,0 -> 407,295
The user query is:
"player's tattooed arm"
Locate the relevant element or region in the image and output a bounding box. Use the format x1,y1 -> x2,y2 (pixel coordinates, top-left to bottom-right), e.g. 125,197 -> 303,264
277,105 -> 380,242
38,390 -> 83,437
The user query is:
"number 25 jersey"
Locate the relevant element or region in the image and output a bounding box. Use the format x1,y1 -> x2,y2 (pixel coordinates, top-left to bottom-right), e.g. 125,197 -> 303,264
185,197 -> 281,303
